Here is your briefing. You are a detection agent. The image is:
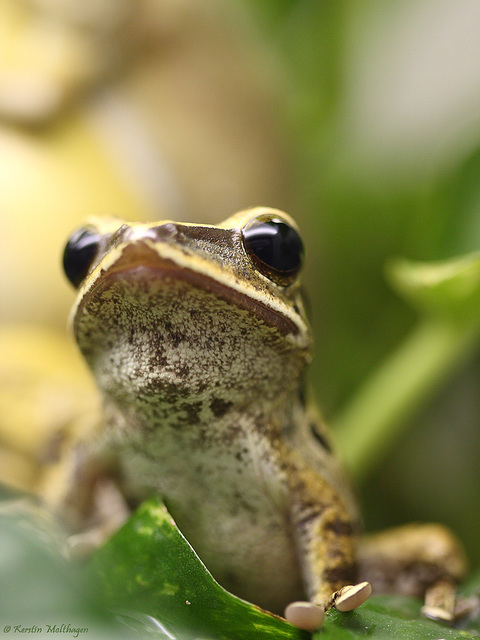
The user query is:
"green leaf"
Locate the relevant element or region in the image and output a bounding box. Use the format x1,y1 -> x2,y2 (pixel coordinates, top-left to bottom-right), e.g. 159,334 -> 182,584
0,505 -> 130,640
3,498 -> 478,639
317,596 -> 480,639
91,497 -> 480,639
334,251 -> 480,480
387,252 -> 480,320
91,496 -> 308,640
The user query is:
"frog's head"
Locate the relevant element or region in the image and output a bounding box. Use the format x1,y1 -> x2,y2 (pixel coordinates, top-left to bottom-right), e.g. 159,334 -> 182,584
63,208 -> 312,431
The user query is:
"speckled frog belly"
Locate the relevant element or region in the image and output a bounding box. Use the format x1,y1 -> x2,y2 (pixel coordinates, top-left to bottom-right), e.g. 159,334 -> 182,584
117,427 -> 306,612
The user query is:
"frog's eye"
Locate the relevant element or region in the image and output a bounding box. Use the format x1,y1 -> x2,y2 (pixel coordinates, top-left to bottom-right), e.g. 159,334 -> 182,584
242,216 -> 304,286
63,226 -> 102,288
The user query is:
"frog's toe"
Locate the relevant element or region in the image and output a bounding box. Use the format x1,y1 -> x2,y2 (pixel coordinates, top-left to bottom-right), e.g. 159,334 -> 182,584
284,601 -> 325,631
331,581 -> 372,612
65,528 -> 107,558
421,579 -> 456,622
284,583 -> 372,631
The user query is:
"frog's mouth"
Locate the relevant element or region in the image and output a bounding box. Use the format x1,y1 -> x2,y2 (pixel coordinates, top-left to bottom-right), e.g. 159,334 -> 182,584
75,240 -> 302,338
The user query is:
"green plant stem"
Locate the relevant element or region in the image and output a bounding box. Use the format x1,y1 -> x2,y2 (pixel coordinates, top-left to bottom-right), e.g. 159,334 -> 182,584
332,318 -> 480,483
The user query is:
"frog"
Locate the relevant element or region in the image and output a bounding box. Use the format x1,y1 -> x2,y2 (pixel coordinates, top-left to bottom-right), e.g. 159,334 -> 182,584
58,206 -> 467,631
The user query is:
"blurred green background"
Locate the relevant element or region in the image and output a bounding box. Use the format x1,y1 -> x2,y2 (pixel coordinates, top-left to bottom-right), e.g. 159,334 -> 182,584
242,0 -> 480,566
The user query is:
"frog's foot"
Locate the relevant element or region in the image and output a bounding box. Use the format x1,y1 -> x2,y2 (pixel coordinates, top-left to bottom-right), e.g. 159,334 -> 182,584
284,582 -> 372,631
65,526 -> 110,557
359,523 -> 468,624
64,478 -> 131,558
325,581 -> 372,612
284,601 -> 324,631
421,578 -> 480,624
421,578 -> 456,622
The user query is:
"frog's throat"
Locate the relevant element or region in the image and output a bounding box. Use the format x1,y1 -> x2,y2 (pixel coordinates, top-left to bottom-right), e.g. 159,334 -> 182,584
73,240 -> 308,341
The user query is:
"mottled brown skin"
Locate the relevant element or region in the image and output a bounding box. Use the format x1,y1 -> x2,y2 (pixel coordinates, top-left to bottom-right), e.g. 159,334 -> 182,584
60,207 -> 467,620
358,524 -> 467,601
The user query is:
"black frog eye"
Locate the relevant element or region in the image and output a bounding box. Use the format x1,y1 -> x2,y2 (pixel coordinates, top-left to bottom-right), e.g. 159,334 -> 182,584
63,226 -> 102,288
242,216 -> 304,285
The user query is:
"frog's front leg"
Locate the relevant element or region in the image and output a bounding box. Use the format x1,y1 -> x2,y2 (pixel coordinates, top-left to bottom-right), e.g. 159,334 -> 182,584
285,467 -> 371,630
43,444 -> 132,556
358,523 -> 468,622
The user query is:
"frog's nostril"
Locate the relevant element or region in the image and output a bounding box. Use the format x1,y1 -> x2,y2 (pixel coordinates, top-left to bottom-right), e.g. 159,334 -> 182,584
126,223 -> 179,244
152,223 -> 178,242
